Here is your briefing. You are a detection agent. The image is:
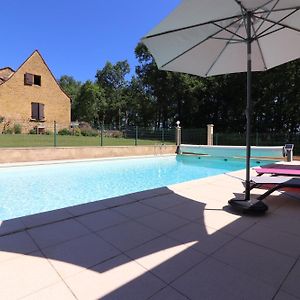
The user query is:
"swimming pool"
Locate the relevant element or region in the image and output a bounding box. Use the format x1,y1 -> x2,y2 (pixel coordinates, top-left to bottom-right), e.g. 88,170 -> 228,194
0,155 -> 273,220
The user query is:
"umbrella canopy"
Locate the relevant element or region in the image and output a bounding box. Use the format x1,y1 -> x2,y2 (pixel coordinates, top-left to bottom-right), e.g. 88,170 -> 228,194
142,0 -> 300,210
142,0 -> 300,76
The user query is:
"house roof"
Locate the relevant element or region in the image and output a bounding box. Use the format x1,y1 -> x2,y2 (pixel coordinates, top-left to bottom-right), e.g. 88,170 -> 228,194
0,67 -> 15,85
0,50 -> 71,101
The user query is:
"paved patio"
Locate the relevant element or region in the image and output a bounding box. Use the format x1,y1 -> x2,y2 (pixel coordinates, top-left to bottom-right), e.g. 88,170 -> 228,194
1,167 -> 300,299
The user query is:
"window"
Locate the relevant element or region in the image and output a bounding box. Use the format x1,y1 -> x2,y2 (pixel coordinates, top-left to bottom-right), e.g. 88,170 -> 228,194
31,102 -> 45,121
24,73 -> 41,86
24,73 -> 33,85
34,75 -> 41,86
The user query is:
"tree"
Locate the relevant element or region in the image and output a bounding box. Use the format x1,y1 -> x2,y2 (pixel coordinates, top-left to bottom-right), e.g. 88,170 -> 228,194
73,81 -> 106,126
58,75 -> 82,120
135,43 -> 179,128
96,61 -> 130,128
126,76 -> 156,126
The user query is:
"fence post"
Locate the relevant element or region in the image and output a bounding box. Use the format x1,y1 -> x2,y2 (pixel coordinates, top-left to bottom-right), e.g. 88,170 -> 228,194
100,123 -> 104,146
135,126 -> 138,146
207,124 -> 214,145
54,121 -> 57,147
176,121 -> 181,146
256,132 -> 259,146
176,121 -> 181,154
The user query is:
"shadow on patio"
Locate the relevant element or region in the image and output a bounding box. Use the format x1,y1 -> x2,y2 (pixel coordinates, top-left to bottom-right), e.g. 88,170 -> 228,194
0,181 -> 300,299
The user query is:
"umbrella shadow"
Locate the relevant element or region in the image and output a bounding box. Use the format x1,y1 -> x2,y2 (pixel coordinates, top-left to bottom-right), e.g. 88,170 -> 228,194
0,187 -> 272,299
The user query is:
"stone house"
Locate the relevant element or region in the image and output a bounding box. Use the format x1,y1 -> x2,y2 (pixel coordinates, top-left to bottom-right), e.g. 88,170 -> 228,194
0,50 -> 71,133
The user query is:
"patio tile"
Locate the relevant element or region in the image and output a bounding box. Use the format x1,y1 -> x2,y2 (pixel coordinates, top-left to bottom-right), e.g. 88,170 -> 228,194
126,235 -> 205,283
168,182 -> 196,193
176,186 -> 236,205
65,254 -> 165,300
240,223 -> 300,258
167,222 -> 233,255
101,195 -> 137,208
43,233 -> 120,278
0,217 -> 26,236
0,231 -> 38,262
0,251 -> 61,299
113,202 -> 158,219
149,286 -> 188,300
21,282 -> 76,300
66,200 -> 106,217
128,187 -> 172,201
167,201 -> 206,221
257,213 -> 300,237
281,259 -> 300,298
76,209 -> 129,232
21,208 -> 72,228
141,193 -> 187,210
273,197 -> 300,218
198,209 -> 258,236
208,177 -> 245,190
98,220 -> 161,252
136,210 -> 189,234
28,219 -> 90,249
213,238 -> 295,287
262,194 -> 290,212
198,197 -> 230,209
274,291 -> 300,300
171,257 -> 276,300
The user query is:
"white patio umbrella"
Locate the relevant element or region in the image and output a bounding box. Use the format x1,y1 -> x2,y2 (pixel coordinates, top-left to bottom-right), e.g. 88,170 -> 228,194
142,0 -> 300,212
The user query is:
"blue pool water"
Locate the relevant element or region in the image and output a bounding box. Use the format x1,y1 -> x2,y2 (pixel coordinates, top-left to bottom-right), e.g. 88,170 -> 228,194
0,155 -> 273,220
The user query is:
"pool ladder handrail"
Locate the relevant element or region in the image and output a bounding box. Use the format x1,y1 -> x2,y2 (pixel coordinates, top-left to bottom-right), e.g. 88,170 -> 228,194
154,143 -> 167,156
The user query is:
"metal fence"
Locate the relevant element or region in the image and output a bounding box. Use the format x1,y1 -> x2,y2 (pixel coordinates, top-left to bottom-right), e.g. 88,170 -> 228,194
214,132 -> 300,155
0,123 -> 176,148
180,127 -> 299,155
0,119 -> 298,155
181,128 -> 207,145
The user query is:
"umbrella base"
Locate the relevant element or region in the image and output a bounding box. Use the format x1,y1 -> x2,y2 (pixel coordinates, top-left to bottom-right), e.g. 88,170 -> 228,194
228,198 -> 268,214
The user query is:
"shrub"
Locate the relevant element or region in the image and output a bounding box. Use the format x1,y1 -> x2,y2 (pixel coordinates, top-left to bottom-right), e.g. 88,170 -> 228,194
45,130 -> 53,135
0,116 -> 5,123
78,122 -> 93,130
72,127 -> 81,136
110,130 -> 123,138
103,130 -> 123,138
13,123 -> 22,134
29,128 -> 37,134
81,128 -> 99,137
58,128 -> 71,135
2,127 -> 13,134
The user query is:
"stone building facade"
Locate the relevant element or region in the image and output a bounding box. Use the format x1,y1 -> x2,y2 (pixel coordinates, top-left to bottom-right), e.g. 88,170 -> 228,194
0,50 -> 71,133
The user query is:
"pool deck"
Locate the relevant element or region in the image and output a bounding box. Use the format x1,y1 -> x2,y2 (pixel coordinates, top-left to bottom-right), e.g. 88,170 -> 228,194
1,165 -> 300,299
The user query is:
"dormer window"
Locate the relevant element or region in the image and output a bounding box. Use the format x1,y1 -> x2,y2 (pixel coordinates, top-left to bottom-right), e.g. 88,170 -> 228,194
24,73 -> 41,86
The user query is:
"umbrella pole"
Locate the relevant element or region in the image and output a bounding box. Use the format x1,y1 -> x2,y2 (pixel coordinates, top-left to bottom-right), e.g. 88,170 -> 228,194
228,11 -> 268,213
245,11 -> 252,201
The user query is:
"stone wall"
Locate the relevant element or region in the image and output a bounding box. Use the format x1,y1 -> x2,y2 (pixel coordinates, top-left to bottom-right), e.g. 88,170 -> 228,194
0,145 -> 177,164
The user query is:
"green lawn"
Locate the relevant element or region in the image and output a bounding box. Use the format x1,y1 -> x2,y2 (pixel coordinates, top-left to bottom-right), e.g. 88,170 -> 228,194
0,134 -> 174,148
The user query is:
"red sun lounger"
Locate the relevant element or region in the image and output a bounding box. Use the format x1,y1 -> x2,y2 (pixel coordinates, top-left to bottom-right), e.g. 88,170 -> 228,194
254,164 -> 300,177
250,176 -> 300,200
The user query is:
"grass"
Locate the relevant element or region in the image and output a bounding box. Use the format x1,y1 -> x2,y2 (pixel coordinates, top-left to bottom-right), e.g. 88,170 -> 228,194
0,134 -> 174,148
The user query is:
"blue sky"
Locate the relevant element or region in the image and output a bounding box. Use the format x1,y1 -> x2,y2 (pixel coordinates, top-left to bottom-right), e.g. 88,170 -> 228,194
1,0 -> 180,82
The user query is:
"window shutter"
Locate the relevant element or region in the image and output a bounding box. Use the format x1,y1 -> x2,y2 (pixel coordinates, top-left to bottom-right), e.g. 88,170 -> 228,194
31,103 -> 39,119
24,73 -> 34,85
38,103 -> 45,120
